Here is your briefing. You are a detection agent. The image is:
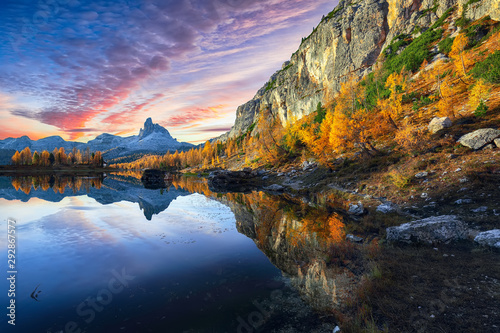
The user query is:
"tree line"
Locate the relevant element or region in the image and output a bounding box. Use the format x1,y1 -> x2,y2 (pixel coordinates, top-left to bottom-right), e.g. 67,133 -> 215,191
11,147 -> 104,167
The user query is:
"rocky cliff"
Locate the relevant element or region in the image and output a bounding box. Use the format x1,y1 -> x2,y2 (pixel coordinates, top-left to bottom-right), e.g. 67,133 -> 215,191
226,0 -> 499,139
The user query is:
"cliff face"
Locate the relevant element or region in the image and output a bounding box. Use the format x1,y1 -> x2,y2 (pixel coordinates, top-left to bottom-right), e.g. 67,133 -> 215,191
227,0 -> 499,139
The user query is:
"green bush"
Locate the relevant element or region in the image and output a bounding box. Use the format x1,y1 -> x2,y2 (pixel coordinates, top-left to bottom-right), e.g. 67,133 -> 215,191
385,28 -> 443,73
412,95 -> 434,111
382,9 -> 454,74
360,72 -> 391,110
474,101 -> 488,117
265,79 -> 276,92
470,50 -> 500,83
438,37 -> 454,55
314,102 -> 327,124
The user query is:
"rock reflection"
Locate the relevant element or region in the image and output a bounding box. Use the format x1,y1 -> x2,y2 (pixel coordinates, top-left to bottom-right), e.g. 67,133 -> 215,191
172,178 -> 366,313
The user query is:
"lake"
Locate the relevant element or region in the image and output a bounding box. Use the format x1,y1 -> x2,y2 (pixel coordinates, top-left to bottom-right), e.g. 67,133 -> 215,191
0,173 -> 341,332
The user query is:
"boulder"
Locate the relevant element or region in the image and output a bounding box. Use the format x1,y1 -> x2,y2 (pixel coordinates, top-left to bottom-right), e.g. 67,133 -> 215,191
386,215 -> 468,244
474,230 -> 500,249
376,203 -> 396,213
415,171 -> 428,178
494,138 -> 500,148
207,169 -> 260,193
457,128 -> 500,150
346,234 -> 363,243
302,159 -> 317,171
428,117 -> 452,134
348,202 -> 364,215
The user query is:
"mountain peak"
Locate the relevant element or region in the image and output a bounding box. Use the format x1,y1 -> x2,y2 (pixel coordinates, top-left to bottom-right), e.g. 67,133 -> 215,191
138,118 -> 172,140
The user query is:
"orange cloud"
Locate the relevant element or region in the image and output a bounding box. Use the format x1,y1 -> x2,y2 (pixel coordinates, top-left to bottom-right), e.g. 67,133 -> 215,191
166,104 -> 228,127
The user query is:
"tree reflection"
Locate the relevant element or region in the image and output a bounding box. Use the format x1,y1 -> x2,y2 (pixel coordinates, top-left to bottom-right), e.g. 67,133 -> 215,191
10,174 -> 104,195
170,176 -> 369,313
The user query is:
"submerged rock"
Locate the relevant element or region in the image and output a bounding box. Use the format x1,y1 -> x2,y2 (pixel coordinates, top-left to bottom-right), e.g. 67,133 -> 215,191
263,184 -> 285,192
386,215 -> 468,244
474,230 -> 500,249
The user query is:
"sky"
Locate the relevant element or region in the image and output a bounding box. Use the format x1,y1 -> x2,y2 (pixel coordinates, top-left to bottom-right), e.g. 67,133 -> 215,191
0,0 -> 336,144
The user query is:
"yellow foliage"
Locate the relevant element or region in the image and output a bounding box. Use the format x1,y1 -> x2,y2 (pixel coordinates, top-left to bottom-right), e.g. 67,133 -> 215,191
378,70 -> 407,129
436,80 -> 457,118
450,34 -> 472,78
394,119 -> 425,151
468,79 -> 490,112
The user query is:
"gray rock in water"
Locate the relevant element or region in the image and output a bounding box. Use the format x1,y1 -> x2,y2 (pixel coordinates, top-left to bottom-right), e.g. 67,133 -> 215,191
263,184 -> 285,192
458,128 -> 500,150
348,202 -> 364,215
474,230 -> 500,249
386,215 -> 468,244
428,117 -> 452,134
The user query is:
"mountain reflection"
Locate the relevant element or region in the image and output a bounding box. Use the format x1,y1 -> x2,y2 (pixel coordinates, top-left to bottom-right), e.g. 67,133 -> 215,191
1,173 -> 368,312
0,173 -> 190,221
170,177 -> 364,312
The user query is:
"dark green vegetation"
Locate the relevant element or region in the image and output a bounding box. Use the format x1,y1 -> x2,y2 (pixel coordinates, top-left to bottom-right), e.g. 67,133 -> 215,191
383,8 -> 455,73
412,95 -> 434,111
314,102 -> 327,123
384,28 -> 443,73
470,50 -> 500,83
438,36 -> 454,54
265,79 -> 277,91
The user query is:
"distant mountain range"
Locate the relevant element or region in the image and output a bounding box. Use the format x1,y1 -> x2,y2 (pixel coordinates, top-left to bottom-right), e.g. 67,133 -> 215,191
0,118 -> 193,164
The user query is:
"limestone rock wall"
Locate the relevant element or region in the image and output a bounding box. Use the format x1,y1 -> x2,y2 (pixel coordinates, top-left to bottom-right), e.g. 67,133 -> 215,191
226,0 -> 499,139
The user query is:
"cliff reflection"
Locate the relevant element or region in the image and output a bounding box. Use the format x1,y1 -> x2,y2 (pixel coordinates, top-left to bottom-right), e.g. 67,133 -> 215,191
172,177 -> 367,312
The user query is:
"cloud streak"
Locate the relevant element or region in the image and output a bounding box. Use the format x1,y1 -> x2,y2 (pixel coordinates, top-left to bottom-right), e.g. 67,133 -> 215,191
0,0 -> 335,142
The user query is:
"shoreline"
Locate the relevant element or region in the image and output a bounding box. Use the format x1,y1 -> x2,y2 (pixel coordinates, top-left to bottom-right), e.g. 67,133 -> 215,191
0,165 -> 114,176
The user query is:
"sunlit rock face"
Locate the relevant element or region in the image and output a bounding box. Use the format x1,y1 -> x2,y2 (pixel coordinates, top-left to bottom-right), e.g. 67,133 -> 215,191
226,0 -> 499,139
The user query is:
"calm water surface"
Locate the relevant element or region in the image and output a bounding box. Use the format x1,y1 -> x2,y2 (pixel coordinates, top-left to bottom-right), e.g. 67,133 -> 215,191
0,174 -> 336,332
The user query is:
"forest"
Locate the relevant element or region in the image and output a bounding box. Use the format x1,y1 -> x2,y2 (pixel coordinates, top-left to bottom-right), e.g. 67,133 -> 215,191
11,147 -> 104,167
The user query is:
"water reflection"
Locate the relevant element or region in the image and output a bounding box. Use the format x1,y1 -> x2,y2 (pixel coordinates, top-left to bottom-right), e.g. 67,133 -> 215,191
0,173 -> 366,330
170,178 -> 365,313
1,173 -> 189,221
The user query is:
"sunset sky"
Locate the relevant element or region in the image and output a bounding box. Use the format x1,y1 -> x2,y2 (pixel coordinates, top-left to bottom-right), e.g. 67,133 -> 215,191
0,0 -> 336,143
